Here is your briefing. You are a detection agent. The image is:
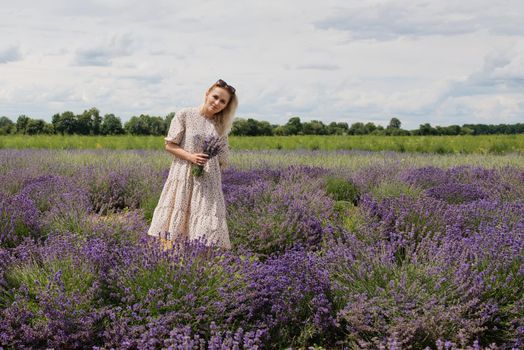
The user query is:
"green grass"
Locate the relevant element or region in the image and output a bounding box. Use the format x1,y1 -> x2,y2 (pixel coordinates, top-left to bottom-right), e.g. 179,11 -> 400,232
229,150 -> 524,170
0,134 -> 163,150
2,134 -> 524,154
231,134 -> 524,154
2,149 -> 523,176
1,255 -> 95,310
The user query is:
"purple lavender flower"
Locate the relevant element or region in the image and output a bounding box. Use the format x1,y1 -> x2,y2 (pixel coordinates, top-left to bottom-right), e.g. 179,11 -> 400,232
1,148 -> 524,349
192,135 -> 227,177
222,166 -> 339,257
0,193 -> 40,248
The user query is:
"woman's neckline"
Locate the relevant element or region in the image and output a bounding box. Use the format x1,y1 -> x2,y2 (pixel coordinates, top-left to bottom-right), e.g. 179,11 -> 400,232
197,106 -> 216,122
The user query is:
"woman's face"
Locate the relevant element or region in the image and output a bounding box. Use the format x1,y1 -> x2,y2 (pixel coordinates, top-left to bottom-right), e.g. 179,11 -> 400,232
203,86 -> 231,116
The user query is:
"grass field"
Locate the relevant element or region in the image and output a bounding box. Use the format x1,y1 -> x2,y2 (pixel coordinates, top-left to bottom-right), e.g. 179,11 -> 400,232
2,134 -> 524,154
2,148 -> 524,173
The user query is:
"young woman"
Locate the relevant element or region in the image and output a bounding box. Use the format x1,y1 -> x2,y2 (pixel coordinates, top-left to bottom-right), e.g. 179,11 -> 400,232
147,79 -> 237,250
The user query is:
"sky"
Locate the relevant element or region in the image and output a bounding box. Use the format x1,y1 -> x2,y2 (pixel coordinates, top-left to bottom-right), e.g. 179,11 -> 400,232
1,0 -> 523,129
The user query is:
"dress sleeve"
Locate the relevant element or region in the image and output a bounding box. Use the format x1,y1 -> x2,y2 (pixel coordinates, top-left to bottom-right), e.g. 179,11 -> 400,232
218,135 -> 230,169
164,109 -> 186,145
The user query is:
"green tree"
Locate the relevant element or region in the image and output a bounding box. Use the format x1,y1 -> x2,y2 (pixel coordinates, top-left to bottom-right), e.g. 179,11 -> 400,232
231,118 -> 248,136
284,117 -> 302,135
43,123 -> 54,134
15,115 -> 30,134
100,114 -> 125,135
85,107 -> 102,135
349,122 -> 367,135
258,121 -> 273,136
388,117 -> 402,129
245,118 -> 260,136
125,114 -> 164,135
51,113 -> 61,133
303,120 -> 327,135
165,112 -> 175,129
436,125 -> 461,135
327,121 -> 350,135
52,111 -> 77,135
25,119 -> 47,135
365,122 -> 377,134
0,116 -> 15,135
232,118 -> 274,136
327,122 -> 339,135
273,125 -> 287,136
76,111 -> 92,135
72,107 -> 102,135
125,116 -> 148,135
460,127 -> 474,135
371,125 -> 386,135
418,123 -> 437,135
149,116 -> 167,136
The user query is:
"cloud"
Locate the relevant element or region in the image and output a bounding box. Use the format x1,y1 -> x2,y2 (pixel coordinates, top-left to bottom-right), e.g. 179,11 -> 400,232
428,49 -> 524,124
434,94 -> 523,125
295,64 -> 340,71
119,72 -> 165,85
73,33 -> 136,66
0,45 -> 22,63
1,1 -> 524,128
440,47 -> 524,99
315,1 -> 524,41
301,46 -> 524,128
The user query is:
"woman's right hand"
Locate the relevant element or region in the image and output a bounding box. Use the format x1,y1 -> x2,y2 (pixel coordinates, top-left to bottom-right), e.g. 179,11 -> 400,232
189,153 -> 209,166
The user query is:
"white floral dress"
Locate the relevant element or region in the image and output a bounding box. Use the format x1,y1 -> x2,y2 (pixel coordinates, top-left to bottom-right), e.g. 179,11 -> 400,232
147,107 -> 231,249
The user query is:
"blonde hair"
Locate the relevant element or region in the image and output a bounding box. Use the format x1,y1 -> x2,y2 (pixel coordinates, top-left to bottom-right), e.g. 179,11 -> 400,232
206,83 -> 238,136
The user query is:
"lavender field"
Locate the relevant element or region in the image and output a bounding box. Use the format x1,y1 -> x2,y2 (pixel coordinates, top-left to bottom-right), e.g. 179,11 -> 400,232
1,149 -> 523,349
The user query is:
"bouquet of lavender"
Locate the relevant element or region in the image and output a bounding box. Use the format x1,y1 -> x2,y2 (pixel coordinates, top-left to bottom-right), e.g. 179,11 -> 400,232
191,135 -> 226,177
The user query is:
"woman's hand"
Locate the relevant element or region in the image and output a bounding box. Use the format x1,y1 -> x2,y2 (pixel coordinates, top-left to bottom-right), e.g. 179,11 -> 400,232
165,143 -> 209,166
189,153 -> 209,166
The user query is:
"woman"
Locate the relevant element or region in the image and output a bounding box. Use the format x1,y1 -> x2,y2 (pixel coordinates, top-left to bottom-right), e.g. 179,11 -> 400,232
147,79 -> 237,251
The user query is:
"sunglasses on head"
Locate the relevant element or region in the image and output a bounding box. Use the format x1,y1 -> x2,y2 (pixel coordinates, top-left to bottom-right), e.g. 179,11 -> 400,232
216,79 -> 236,95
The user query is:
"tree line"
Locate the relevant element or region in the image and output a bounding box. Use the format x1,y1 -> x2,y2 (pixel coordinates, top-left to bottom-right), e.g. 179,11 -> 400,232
0,108 -> 175,136
232,117 -> 524,136
1,108 -> 523,136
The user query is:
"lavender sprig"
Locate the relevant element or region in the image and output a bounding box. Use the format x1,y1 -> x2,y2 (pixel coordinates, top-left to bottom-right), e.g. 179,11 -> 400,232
191,135 -> 226,177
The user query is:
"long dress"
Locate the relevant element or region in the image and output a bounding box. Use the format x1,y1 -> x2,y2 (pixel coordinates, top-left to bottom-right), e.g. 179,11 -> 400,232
147,106 -> 231,250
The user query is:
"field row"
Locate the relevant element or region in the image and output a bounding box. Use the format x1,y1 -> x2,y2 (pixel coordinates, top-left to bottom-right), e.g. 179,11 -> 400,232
1,149 -> 523,348
2,134 -> 524,154
2,148 -> 524,173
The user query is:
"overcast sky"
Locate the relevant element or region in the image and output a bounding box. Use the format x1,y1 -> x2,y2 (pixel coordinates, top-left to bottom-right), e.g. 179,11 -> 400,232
1,0 -> 523,129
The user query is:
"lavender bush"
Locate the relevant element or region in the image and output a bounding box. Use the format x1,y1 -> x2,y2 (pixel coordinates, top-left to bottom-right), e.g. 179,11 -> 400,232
15,175 -> 93,237
0,193 -> 40,248
0,149 -> 523,349
223,166 -> 342,258
0,233 -> 106,349
323,165 -> 524,348
100,237 -> 245,340
217,246 -> 338,348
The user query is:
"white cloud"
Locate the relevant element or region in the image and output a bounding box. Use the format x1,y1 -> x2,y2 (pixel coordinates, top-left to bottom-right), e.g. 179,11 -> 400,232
0,45 -> 22,63
295,64 -> 341,71
0,0 -> 523,129
435,95 -> 523,124
73,33 -> 136,66
315,0 -> 524,41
